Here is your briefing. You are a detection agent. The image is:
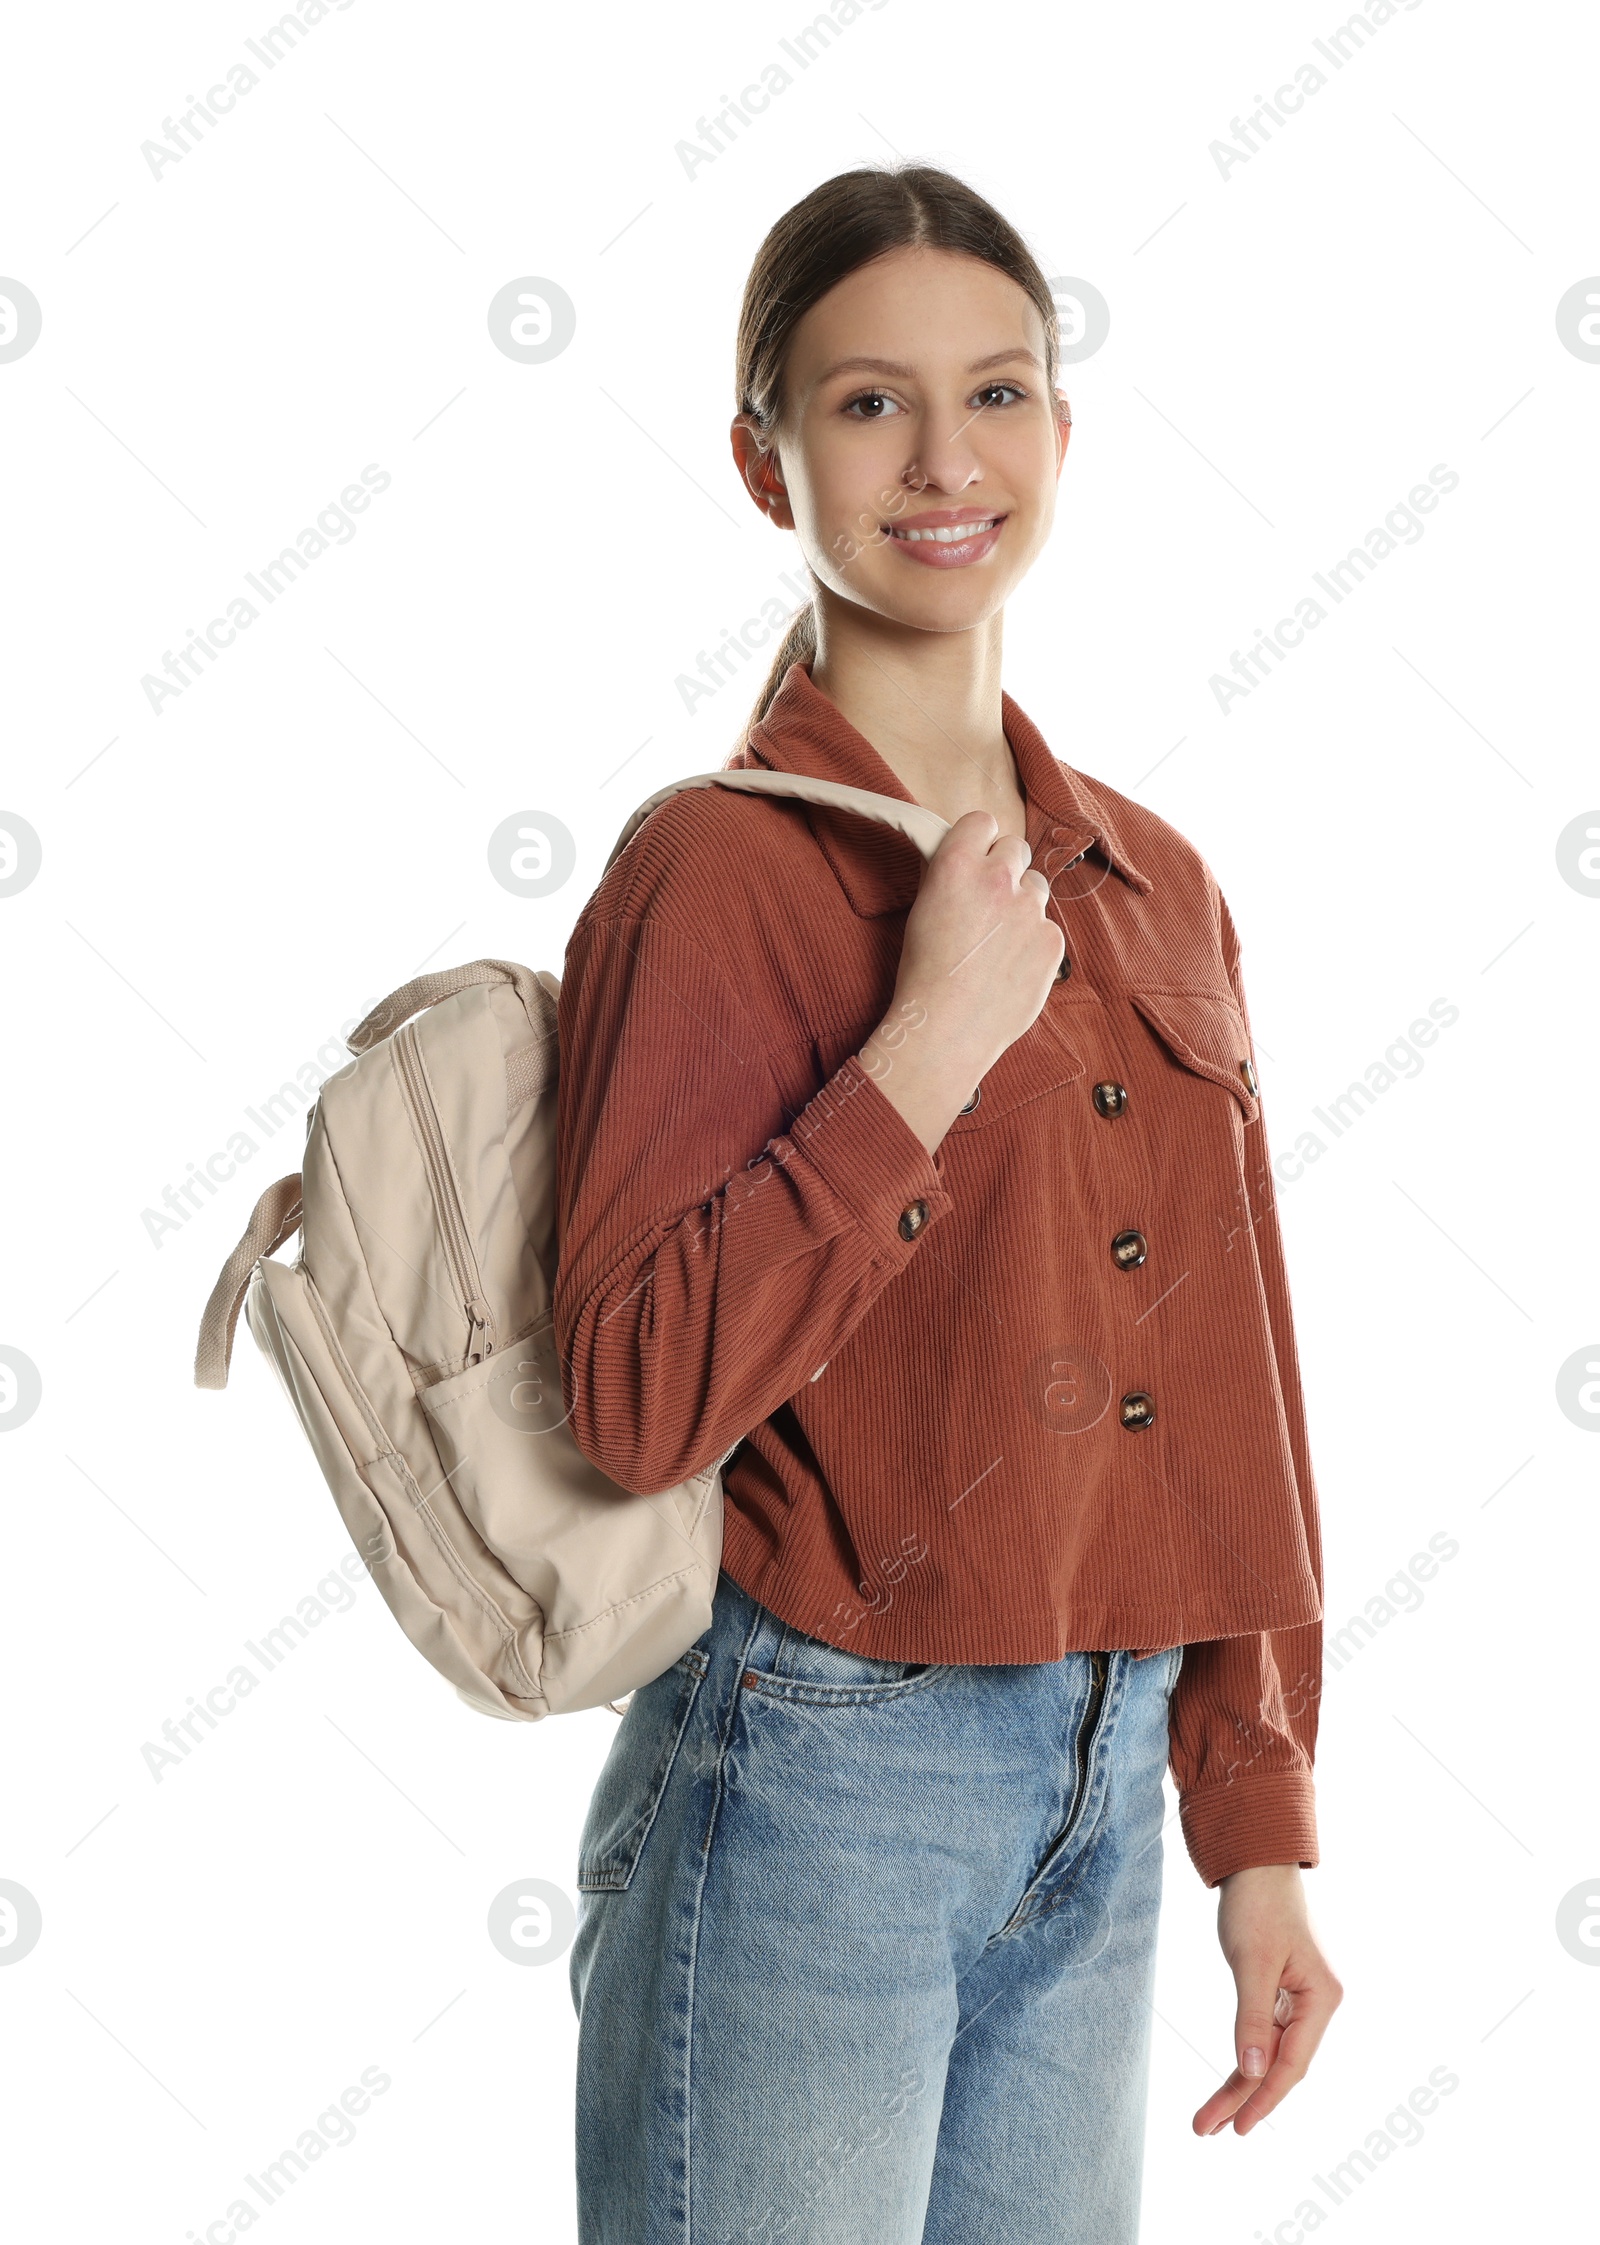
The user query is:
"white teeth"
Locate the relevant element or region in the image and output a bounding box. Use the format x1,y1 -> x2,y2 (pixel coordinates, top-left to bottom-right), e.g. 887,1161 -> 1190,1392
892,518 -> 1000,543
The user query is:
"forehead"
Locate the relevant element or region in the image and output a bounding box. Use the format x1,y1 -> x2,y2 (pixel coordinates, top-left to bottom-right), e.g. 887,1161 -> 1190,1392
787,245 -> 1048,391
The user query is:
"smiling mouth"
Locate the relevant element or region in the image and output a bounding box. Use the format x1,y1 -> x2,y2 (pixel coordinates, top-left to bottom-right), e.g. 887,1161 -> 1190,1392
888,515 -> 1004,544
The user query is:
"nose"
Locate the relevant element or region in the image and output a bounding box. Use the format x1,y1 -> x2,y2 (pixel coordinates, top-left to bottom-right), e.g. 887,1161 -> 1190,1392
900,406 -> 986,496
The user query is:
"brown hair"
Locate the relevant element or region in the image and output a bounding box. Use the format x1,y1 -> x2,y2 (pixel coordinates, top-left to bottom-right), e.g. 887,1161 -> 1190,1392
735,164 -> 1062,732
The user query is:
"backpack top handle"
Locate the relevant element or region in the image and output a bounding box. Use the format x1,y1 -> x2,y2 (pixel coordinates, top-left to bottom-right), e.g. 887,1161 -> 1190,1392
346,957 -> 547,1056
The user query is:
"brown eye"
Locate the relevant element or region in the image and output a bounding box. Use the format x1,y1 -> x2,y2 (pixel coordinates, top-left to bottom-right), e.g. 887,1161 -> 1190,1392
844,390 -> 900,419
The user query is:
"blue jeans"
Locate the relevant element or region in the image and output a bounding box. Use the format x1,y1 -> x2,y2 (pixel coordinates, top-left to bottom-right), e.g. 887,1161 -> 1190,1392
571,1568 -> 1183,2244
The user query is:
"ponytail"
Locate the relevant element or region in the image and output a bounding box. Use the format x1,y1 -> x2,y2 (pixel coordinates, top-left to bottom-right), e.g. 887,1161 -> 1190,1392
745,595 -> 817,734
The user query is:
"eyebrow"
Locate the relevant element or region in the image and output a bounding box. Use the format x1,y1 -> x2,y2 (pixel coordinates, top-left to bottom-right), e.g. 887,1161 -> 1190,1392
815,347 -> 1044,383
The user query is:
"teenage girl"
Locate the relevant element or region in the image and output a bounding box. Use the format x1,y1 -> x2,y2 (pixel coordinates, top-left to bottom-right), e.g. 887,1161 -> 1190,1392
553,163 -> 1342,2245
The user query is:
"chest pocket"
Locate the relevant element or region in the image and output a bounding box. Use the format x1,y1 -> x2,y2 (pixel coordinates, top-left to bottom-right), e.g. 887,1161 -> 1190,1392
1126,989 -> 1261,1124
948,1003 -> 1085,1132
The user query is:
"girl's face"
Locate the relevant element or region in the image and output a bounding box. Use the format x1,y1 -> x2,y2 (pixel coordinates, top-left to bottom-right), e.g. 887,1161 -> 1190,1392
733,244 -> 1069,636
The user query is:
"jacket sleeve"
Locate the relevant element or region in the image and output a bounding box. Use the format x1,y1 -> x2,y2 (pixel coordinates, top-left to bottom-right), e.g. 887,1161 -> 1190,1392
1168,894 -> 1325,1888
552,908 -> 955,1495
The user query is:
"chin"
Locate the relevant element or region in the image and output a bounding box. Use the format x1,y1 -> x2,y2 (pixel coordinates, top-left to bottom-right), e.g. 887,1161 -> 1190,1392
870,579 -> 1014,636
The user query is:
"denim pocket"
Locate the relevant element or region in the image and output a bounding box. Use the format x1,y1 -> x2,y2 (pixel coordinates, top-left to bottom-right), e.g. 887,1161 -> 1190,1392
577,1646 -> 708,1892
740,1621 -> 949,1707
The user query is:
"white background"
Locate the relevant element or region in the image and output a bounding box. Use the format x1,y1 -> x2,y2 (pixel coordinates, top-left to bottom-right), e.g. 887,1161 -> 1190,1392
1,1 -> 1595,2238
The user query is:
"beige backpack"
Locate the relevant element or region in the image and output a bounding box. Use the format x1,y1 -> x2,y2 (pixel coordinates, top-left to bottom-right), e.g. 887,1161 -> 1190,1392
194,768 -> 946,1721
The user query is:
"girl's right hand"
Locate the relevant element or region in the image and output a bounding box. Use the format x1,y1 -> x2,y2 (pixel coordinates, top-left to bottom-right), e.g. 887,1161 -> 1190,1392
858,811 -> 1065,1154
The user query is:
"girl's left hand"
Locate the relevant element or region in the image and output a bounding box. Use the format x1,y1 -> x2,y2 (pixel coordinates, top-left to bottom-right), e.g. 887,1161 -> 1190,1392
1194,1862 -> 1343,2138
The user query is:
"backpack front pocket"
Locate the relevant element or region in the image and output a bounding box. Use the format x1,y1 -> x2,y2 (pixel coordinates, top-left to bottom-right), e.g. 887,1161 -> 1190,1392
415,1315 -> 721,1676
247,1258 -> 546,1713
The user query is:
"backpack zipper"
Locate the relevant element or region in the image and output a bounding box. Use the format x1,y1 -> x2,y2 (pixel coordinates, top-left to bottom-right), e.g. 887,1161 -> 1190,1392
393,1020 -> 498,1365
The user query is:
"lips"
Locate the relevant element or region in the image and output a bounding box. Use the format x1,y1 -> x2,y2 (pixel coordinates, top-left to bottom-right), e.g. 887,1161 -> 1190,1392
892,514 -> 1002,544
884,509 -> 1007,569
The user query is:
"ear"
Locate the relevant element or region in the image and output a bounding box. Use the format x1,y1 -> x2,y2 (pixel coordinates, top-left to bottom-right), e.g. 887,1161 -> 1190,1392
730,414 -> 796,529
1053,389 -> 1073,480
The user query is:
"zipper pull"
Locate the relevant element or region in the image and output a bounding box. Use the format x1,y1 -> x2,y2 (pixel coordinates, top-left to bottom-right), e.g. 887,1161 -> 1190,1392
465,1298 -> 496,1364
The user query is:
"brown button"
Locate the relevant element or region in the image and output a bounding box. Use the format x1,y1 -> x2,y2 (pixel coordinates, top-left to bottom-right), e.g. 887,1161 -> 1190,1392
741,1670 -> 760,1688
1111,1229 -> 1148,1270
1119,1392 -> 1156,1431
898,1199 -> 929,1241
1093,1080 -> 1127,1119
1241,1058 -> 1259,1096
959,1086 -> 982,1115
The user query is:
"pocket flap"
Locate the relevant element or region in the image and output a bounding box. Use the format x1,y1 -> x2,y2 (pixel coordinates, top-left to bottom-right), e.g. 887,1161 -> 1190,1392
1127,989 -> 1260,1121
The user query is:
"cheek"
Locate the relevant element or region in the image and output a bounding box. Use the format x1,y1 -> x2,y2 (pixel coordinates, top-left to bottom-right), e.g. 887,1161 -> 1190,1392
788,451 -> 905,571
997,417 -> 1064,500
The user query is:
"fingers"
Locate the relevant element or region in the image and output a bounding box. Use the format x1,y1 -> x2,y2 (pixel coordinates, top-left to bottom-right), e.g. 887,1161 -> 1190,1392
1191,1989 -> 1285,2140
1232,1972 -> 1341,2133
936,808 -> 1003,860
1233,1974 -> 1287,2098
1223,2004 -> 1320,2135
938,810 -> 1031,868
932,812 -> 1044,904
1192,1963 -> 1344,2138
987,839 -> 1039,886
1192,2065 -> 1265,2137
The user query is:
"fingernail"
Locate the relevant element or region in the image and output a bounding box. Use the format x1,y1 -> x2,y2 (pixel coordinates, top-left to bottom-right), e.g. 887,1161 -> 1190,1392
1242,2046 -> 1267,2077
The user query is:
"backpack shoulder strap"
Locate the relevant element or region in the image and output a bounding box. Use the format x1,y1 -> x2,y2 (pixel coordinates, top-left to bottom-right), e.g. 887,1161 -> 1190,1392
606,768 -> 950,877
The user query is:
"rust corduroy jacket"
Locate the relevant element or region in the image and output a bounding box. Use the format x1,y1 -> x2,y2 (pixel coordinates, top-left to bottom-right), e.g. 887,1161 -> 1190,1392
554,663 -> 1324,1888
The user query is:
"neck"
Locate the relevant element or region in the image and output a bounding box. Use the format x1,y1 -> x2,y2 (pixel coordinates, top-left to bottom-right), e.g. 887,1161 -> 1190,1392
807,589 -> 1018,825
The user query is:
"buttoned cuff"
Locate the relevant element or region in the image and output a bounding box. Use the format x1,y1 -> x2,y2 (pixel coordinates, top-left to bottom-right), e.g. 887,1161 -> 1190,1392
1179,1770 -> 1320,1889
786,1052 -> 953,1257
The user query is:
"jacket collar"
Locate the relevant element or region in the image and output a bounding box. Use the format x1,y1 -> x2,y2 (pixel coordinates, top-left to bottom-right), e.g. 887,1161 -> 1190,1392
729,662 -> 1152,918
